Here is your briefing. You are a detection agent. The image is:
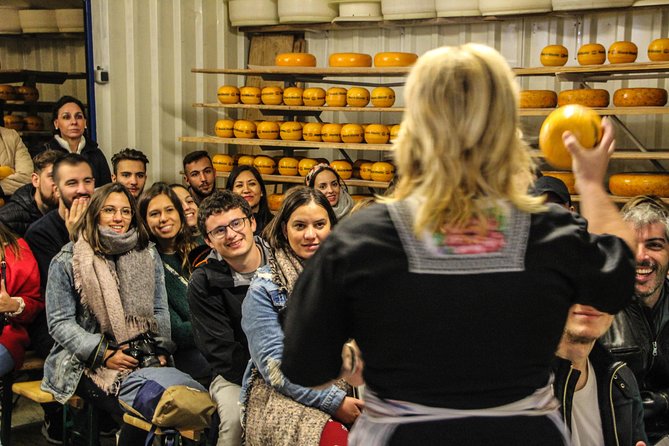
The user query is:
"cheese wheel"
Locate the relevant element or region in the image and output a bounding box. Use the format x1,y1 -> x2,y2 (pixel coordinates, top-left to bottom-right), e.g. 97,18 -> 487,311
321,123 -> 343,143
540,45 -> 568,67
278,157 -> 299,176
329,53 -> 372,67
214,119 -> 235,138
519,90 -> 557,109
609,173 -> 669,197
0,85 -> 15,101
325,87 -> 347,107
370,162 -> 395,182
217,85 -> 240,104
237,155 -> 255,167
557,89 -> 609,108
389,124 -> 401,141
346,87 -> 370,107
298,158 -> 318,176
283,87 -> 304,106
239,86 -> 261,105
212,154 -> 234,173
233,120 -> 257,139
608,41 -> 638,64
279,121 -> 303,141
359,162 -> 374,180
648,38 -> 669,62
374,52 -> 418,67
330,160 -> 353,180
613,88 -> 668,107
3,115 -> 23,131
364,124 -> 390,144
253,156 -> 276,175
302,87 -> 326,106
340,124 -> 364,143
275,53 -> 317,67
268,194 -> 285,211
15,86 -> 38,102
577,43 -> 606,66
539,105 -> 602,170
542,171 -> 576,194
302,122 -> 323,142
256,121 -> 280,140
370,87 -> 396,108
261,86 -> 284,105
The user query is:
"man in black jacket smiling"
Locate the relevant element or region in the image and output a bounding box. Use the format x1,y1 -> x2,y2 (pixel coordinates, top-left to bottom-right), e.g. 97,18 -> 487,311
601,195 -> 669,443
554,303 -> 647,446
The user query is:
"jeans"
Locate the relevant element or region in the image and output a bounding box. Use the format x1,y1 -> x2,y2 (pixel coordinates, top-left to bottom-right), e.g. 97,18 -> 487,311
209,374 -> 242,446
0,344 -> 14,376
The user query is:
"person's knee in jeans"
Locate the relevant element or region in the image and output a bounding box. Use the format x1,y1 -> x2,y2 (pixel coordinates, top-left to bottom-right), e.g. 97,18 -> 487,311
209,375 -> 242,446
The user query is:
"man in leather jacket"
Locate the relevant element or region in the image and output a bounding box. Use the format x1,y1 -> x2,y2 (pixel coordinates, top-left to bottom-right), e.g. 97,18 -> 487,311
600,195 -> 669,443
553,304 -> 647,445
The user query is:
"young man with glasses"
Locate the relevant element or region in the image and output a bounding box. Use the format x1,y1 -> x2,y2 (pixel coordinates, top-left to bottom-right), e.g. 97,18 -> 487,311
188,190 -> 272,446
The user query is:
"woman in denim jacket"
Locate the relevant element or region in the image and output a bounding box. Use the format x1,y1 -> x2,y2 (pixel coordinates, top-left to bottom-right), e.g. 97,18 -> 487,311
241,187 -> 363,446
41,182 -> 172,445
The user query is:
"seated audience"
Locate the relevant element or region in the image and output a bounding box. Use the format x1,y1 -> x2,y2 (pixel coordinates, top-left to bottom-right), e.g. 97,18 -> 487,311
0,223 -> 41,375
41,183 -> 172,446
225,165 -> 273,236
553,304 -> 647,446
138,182 -> 210,380
305,164 -> 353,220
241,187 -> 362,445
188,190 -> 272,446
111,148 -> 149,198
0,150 -> 63,236
183,151 -> 215,204
600,195 -> 669,443
0,126 -> 33,196
280,44 -> 636,445
35,95 -> 111,185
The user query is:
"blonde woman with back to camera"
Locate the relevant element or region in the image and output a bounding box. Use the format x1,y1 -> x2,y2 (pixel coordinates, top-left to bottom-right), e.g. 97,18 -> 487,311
280,44 -> 638,445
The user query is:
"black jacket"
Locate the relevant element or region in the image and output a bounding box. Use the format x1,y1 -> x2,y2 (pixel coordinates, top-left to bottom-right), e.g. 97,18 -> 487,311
0,183 -> 42,236
600,282 -> 669,441
36,137 -> 112,186
552,343 -> 648,446
187,252 -> 252,385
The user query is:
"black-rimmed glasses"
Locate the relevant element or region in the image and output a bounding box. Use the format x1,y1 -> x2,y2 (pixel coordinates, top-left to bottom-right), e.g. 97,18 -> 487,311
207,217 -> 249,239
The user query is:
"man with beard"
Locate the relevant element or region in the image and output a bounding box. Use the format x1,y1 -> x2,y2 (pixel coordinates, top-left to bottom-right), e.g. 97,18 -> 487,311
0,150 -> 64,236
23,153 -> 95,443
553,304 -> 647,446
183,150 -> 215,204
601,195 -> 669,443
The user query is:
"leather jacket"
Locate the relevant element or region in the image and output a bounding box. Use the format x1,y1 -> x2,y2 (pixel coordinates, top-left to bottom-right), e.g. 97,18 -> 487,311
600,280 -> 669,441
552,343 -> 647,446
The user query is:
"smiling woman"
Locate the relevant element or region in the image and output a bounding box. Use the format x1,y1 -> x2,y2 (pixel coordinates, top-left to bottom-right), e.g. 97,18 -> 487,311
138,182 -> 209,380
225,165 -> 273,236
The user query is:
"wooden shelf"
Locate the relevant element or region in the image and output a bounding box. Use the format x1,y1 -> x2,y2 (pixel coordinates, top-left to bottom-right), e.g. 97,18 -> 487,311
530,150 -> 669,160
192,67 -> 411,77
216,171 -> 390,188
520,106 -> 669,116
572,195 -> 669,204
0,69 -> 86,85
179,136 -> 393,152
194,103 -> 403,113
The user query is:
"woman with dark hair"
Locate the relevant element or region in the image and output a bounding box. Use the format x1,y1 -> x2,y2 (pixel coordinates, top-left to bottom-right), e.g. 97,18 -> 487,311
41,182 -> 173,445
226,165 -> 273,236
0,222 -> 41,376
138,182 -> 210,380
241,186 -> 363,446
36,95 -> 112,185
170,183 -> 200,235
305,164 -> 353,220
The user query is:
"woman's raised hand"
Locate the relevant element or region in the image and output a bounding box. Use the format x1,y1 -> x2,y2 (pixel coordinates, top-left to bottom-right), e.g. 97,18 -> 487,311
563,117 -> 615,194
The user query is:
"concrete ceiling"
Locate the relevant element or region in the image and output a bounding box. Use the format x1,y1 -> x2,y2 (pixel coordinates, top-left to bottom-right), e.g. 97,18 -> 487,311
0,0 -> 83,8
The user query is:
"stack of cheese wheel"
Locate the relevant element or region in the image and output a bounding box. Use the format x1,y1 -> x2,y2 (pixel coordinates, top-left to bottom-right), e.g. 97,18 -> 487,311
374,52 -> 418,67
648,38 -> 669,62
609,173 -> 669,197
558,89 -> 610,107
612,88 -> 668,107
540,45 -> 568,67
542,171 -> 576,194
275,53 -> 317,67
519,90 -> 557,108
329,53 -> 372,67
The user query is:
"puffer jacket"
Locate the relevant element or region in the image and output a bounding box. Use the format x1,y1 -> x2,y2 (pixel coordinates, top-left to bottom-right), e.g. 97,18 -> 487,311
552,342 -> 648,446
0,183 -> 42,236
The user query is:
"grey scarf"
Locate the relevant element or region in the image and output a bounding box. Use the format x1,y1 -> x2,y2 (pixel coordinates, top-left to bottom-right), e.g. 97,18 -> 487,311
72,227 -> 157,394
333,189 -> 354,220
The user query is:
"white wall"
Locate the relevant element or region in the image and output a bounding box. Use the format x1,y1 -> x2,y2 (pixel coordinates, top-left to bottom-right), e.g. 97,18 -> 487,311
91,0 -> 246,184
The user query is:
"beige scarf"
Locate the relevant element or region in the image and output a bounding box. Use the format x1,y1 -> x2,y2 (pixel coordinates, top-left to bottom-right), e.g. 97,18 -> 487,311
72,227 -> 157,394
270,247 -> 303,296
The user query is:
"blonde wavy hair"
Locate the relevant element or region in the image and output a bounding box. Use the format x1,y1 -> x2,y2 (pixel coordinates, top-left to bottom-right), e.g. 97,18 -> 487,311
383,43 -> 544,235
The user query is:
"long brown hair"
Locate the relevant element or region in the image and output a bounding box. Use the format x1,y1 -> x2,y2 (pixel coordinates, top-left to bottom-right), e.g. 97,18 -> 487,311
72,183 -> 149,255
0,223 -> 19,261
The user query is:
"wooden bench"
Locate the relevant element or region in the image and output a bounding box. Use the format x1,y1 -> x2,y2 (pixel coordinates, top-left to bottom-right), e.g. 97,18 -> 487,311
123,412 -> 202,442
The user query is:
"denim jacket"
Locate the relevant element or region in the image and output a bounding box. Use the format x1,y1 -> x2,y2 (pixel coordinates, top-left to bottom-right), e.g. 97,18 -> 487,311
240,264 -> 345,415
41,242 -> 171,404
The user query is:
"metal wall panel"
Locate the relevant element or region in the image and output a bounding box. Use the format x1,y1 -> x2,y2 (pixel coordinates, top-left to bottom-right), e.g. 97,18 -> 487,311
91,0 -> 245,184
